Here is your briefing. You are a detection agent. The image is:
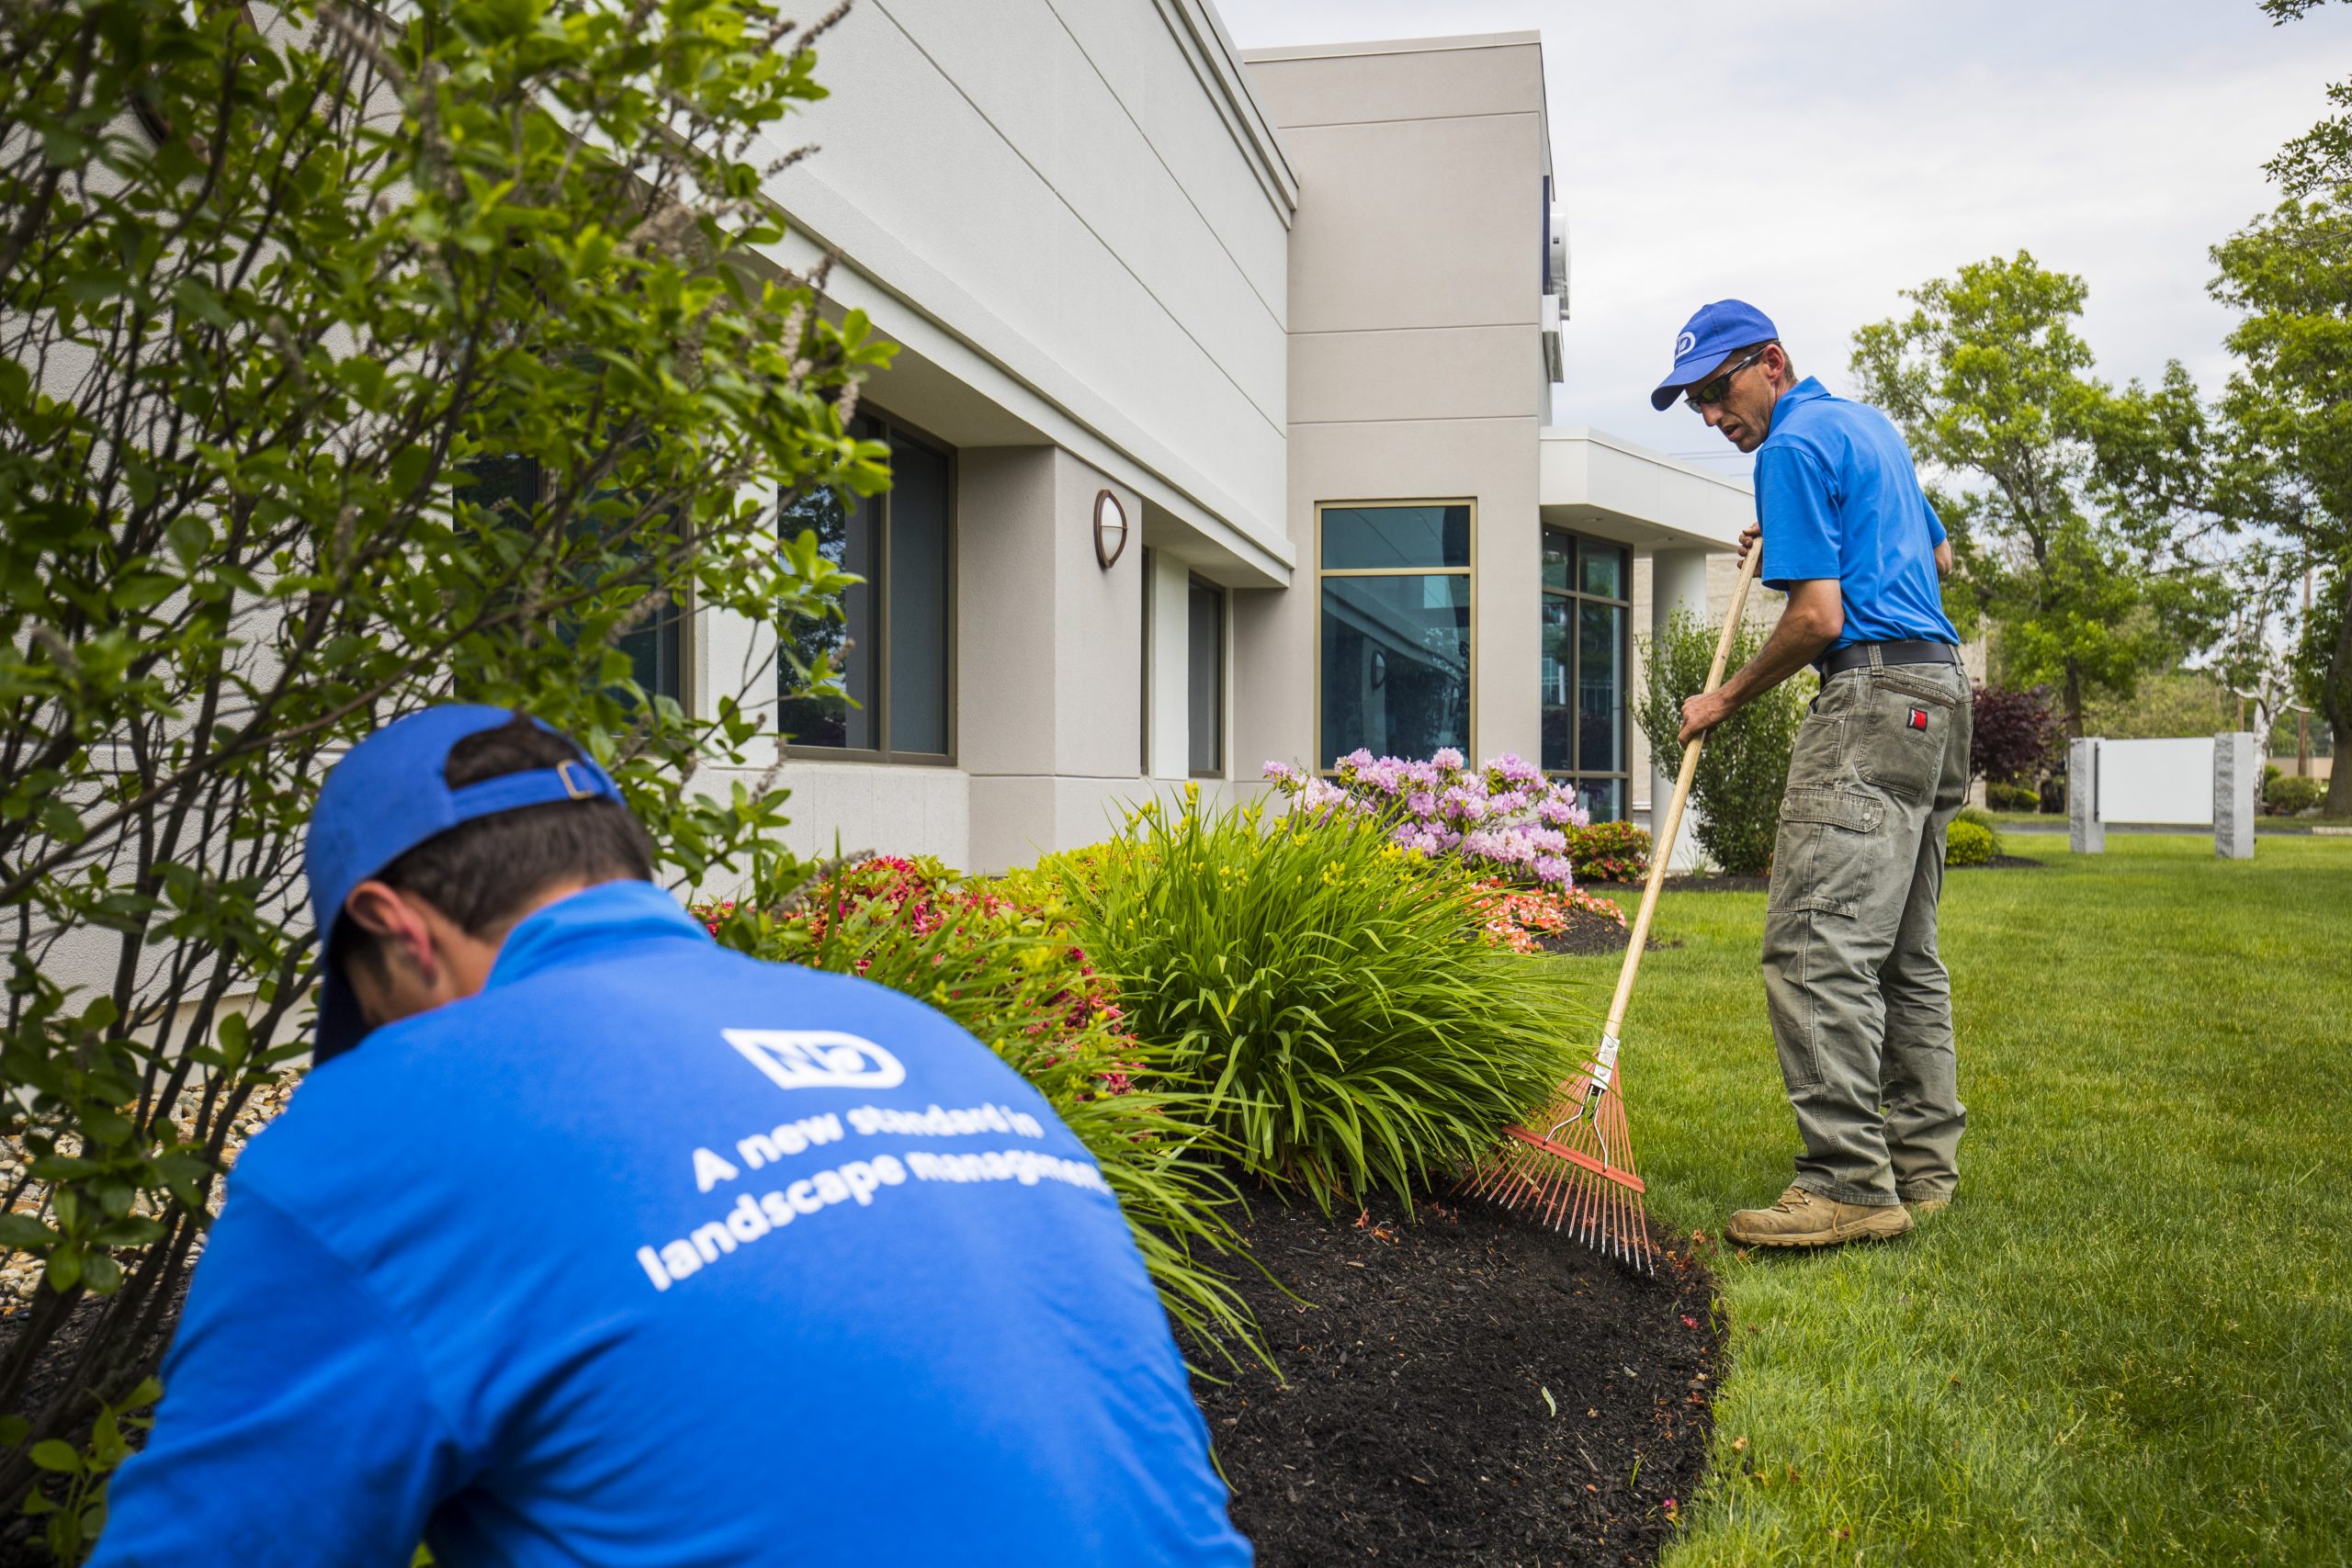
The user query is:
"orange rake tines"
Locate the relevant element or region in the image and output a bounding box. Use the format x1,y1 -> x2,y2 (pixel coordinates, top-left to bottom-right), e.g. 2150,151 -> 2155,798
1459,538 -> 1764,1274
1457,1040 -> 1652,1269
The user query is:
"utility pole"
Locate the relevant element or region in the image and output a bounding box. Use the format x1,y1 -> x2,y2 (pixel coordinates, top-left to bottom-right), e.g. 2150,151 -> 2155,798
2299,564 -> 2313,777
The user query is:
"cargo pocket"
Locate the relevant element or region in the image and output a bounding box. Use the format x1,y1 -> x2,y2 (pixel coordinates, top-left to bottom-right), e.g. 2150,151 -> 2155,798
1770,783 -> 1883,918
1763,784 -> 1884,1089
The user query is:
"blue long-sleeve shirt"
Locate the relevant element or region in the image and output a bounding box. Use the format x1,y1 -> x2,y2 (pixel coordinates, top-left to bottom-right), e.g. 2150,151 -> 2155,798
94,880 -> 1250,1567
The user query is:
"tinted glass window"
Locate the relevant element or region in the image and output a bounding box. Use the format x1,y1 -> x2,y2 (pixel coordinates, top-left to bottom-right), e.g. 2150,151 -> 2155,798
1321,505 -> 1471,571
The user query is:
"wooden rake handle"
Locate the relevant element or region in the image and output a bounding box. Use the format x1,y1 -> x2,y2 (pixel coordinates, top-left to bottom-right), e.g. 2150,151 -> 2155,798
1600,536 -> 1765,1043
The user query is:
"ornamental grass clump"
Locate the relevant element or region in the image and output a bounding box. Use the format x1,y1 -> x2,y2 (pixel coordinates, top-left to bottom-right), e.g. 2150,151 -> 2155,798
700,858 -> 1258,1359
1060,794 -> 1585,1209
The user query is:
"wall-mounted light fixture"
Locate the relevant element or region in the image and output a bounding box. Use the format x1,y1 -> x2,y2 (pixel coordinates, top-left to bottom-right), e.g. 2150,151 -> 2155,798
1093,489 -> 1129,570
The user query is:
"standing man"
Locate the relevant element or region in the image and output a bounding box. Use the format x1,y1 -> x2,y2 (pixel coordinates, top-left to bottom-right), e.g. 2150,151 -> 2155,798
93,705 -> 1250,1566
1650,300 -> 1971,1249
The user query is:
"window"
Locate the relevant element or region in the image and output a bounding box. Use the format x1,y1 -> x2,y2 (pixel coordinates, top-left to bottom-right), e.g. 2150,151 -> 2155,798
777,412 -> 954,761
1188,576 -> 1224,776
1541,528 -> 1629,820
457,456 -> 685,707
1317,502 -> 1473,768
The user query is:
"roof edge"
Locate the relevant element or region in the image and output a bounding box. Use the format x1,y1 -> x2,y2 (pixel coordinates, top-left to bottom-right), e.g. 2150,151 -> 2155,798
1161,0 -> 1300,220
1238,30 -> 1543,64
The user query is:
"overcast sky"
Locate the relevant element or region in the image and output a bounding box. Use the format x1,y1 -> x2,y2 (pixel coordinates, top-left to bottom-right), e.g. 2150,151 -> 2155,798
1220,0 -> 2352,478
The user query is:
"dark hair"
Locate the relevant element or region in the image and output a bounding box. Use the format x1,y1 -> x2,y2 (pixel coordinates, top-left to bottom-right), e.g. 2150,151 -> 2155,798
331,716 -> 654,982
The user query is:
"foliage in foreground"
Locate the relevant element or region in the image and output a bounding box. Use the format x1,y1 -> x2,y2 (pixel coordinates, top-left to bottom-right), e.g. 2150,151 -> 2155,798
0,0 -> 879,1544
1634,610 -> 1811,876
700,858 -> 1260,1359
1053,795 -> 1584,1209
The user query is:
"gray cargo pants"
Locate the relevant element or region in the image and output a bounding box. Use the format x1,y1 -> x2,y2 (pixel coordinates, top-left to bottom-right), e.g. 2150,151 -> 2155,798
1759,653 -> 1972,1207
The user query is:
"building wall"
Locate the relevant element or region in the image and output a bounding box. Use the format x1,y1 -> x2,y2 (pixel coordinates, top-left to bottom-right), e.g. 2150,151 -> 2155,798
764,0 -> 1296,574
1238,34 -> 1551,773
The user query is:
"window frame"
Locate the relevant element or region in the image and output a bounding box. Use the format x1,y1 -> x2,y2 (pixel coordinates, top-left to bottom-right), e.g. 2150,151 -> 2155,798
1186,572 -> 1227,780
1313,498 -> 1478,773
1540,526 -> 1632,819
777,404 -> 959,768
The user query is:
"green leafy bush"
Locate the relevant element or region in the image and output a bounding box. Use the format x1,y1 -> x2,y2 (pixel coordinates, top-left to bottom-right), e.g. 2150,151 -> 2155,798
702,858 -> 1258,1357
1947,818 -> 1997,867
2266,774 -> 2327,815
1055,795 -> 1584,1209
0,0 -> 877,1533
1986,781 -> 2041,811
1634,610 -> 1812,875
1562,819 -> 1653,884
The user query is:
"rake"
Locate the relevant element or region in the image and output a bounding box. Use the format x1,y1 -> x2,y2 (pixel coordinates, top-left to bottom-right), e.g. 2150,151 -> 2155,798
1459,538 -> 1764,1270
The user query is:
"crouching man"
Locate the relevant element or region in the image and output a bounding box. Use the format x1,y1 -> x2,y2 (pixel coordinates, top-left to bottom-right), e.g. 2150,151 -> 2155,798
93,706 -> 1250,1566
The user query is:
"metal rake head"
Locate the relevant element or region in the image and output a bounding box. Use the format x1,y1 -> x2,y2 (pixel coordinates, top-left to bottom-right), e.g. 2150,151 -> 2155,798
1459,1048 -> 1655,1273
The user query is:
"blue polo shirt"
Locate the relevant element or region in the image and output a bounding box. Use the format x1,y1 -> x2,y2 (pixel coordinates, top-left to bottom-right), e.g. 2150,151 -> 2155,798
1753,378 -> 1959,650
94,880 -> 1249,1568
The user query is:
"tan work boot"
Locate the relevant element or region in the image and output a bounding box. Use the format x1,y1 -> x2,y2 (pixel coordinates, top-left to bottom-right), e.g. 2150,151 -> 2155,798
1725,1185 -> 1913,1247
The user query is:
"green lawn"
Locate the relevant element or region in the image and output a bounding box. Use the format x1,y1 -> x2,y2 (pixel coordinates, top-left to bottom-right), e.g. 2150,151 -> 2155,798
1560,836 -> 2352,1565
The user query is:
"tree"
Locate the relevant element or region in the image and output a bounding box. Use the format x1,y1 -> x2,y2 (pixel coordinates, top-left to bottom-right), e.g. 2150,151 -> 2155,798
1849,253 -> 2223,737
1968,684 -> 2064,786
1634,610 -> 1810,877
0,0 -> 886,1551
2211,2 -> 2352,814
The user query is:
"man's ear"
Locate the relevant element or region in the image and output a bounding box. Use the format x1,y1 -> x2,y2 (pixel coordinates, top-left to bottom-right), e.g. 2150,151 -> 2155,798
341,880 -> 439,983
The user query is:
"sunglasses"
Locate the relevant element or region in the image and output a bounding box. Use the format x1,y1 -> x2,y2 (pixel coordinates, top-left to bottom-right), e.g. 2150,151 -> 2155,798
1683,346 -> 1770,411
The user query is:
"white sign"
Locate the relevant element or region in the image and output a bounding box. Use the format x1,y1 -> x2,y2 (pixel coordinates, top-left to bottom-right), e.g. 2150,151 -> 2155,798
2097,738 -> 2215,825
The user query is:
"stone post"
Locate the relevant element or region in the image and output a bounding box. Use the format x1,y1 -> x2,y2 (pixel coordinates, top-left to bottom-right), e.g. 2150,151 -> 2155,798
2213,730 -> 2257,861
2068,738 -> 2104,853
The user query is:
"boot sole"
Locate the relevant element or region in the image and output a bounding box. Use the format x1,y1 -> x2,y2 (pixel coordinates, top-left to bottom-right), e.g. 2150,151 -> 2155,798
1726,1217 -> 1914,1248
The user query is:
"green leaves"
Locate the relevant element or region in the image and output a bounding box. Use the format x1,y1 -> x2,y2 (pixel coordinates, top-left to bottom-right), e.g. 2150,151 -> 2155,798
1059,801 -> 1584,1211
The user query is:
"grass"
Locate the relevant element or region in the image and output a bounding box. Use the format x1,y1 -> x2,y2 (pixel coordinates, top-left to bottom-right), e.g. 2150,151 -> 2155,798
1559,835 -> 2352,1565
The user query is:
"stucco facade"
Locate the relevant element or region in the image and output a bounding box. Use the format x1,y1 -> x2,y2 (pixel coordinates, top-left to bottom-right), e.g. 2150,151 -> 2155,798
689,9 -> 1749,873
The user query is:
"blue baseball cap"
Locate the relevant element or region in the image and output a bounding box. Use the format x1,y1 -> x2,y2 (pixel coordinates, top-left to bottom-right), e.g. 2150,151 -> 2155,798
1650,299 -> 1781,411
303,705 -> 622,1062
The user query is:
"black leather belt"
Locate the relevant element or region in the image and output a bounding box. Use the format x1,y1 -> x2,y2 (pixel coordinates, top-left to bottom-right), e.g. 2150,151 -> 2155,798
1817,639 -> 1961,677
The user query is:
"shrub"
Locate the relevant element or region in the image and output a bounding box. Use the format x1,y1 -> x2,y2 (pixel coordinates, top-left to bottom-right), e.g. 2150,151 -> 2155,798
702,857 -> 1258,1358
1972,684 -> 2065,787
1471,884 -> 1629,954
1947,818 -> 1996,867
1561,819 -> 1652,884
1985,782 -> 2041,811
1056,795 -> 1584,1209
1954,805 -> 2006,854
2267,774 -> 2327,815
0,0 -> 876,1536
1634,610 -> 1810,875
1262,750 -> 1586,886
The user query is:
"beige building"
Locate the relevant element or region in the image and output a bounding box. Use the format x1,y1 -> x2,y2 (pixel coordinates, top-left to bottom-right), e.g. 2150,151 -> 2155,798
678,9 -> 1754,872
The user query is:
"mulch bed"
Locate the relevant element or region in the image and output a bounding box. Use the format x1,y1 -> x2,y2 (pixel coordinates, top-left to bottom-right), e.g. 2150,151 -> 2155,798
1529,906 -> 1668,957
1184,1187 -> 1720,1567
1962,853 -> 2044,870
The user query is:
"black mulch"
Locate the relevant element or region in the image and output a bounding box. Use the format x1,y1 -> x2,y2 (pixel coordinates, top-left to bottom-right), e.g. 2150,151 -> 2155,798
1584,874 -> 1768,896
1962,853 -> 2044,870
1529,907 -> 1669,957
1184,1187 -> 1720,1567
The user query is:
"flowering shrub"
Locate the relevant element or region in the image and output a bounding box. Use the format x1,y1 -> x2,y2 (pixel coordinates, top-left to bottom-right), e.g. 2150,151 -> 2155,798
1471,883 -> 1630,954
1262,748 -> 1589,887
1561,819 -> 1652,884
694,856 -> 1256,1353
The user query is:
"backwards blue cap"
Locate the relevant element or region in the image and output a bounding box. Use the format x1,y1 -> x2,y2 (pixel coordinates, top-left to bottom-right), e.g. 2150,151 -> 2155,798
303,705 -> 622,1062
1650,299 -> 1781,412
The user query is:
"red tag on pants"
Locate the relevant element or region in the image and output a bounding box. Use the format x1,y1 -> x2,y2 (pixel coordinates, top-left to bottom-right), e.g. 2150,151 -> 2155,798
1908,707 -> 1929,731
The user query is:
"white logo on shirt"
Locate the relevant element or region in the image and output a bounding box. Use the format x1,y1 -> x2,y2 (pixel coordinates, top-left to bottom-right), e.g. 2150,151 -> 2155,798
1675,330 -> 1697,357
722,1029 -> 907,1092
